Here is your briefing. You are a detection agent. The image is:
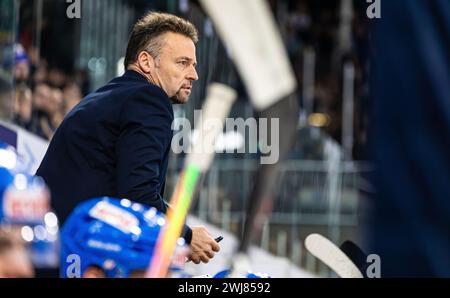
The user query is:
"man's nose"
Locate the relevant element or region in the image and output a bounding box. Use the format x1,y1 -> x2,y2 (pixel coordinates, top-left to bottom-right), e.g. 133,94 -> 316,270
187,66 -> 199,81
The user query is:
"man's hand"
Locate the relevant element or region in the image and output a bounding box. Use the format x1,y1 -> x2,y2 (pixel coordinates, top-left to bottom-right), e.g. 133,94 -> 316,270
188,226 -> 220,264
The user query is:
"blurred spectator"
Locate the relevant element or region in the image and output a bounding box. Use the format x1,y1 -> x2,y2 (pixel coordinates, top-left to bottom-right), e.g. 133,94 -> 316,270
13,84 -> 33,130
32,83 -> 51,114
63,82 -> 82,115
38,88 -> 63,140
48,88 -> 64,126
31,61 -> 48,89
47,68 -> 67,89
30,83 -> 52,140
13,44 -> 30,85
0,78 -> 13,120
27,47 -> 40,68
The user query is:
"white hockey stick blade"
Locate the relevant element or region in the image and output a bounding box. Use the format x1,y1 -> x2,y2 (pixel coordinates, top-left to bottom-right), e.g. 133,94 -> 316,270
199,0 -> 297,111
305,234 -> 364,278
186,83 -> 237,171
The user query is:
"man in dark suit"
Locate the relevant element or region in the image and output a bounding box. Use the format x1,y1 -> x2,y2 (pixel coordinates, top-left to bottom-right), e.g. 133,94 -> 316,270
37,12 -> 219,265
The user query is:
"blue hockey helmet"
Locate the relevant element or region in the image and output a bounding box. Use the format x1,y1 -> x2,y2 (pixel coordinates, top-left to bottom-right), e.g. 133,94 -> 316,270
213,269 -> 270,278
60,197 -> 172,278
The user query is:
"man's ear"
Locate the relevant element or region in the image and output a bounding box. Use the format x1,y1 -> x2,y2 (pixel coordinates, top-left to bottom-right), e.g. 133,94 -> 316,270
137,51 -> 155,74
83,266 -> 106,278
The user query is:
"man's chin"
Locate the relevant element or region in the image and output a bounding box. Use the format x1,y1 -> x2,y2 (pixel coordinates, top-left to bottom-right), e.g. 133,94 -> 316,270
171,95 -> 189,105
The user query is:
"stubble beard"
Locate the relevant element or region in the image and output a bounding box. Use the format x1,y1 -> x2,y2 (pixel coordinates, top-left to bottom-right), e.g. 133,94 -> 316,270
171,89 -> 190,104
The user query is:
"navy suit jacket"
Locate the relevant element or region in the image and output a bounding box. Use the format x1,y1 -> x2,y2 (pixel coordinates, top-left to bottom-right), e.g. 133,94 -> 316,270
370,1 -> 450,276
37,70 -> 192,243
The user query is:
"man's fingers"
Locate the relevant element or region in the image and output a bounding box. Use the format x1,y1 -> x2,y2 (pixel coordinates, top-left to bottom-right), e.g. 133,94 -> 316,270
188,253 -> 201,264
211,241 -> 220,252
205,250 -> 215,259
200,254 -> 210,263
189,226 -> 221,264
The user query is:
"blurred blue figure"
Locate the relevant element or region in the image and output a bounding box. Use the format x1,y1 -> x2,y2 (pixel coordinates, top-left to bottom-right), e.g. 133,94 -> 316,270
60,197 -> 189,278
0,142 -> 57,277
0,143 -> 17,224
1,143 -> 51,227
370,0 -> 450,277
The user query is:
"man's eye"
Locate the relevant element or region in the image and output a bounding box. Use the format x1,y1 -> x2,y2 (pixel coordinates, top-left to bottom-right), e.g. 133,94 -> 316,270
179,61 -> 188,66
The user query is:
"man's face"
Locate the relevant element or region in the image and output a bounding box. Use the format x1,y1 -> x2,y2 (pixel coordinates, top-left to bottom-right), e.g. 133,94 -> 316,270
34,84 -> 51,110
153,32 -> 199,104
0,229 -> 34,278
0,246 -> 34,278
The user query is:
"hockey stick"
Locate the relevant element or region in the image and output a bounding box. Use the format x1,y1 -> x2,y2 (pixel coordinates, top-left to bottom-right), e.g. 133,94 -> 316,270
199,0 -> 299,277
199,0 -> 297,111
305,234 -> 364,278
146,83 -> 237,278
340,240 -> 369,277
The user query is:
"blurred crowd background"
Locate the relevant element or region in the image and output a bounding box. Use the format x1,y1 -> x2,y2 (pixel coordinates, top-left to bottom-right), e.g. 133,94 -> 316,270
1,0 -> 370,149
0,0 -> 371,276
